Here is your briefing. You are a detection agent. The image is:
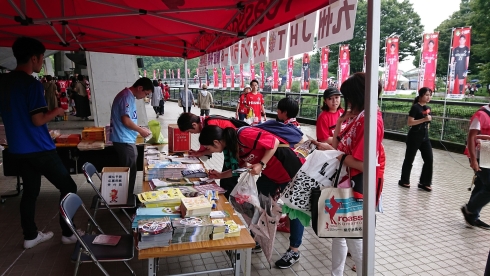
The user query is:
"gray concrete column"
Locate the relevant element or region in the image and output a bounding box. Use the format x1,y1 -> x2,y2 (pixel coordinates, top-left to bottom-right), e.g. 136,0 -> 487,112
85,52 -> 148,127
53,51 -> 74,76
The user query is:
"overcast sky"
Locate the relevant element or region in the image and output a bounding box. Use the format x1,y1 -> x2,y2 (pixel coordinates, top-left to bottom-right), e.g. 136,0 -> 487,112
398,0 -> 462,70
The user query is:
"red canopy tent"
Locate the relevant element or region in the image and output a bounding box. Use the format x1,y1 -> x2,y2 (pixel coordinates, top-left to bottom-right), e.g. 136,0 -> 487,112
0,0 -> 331,58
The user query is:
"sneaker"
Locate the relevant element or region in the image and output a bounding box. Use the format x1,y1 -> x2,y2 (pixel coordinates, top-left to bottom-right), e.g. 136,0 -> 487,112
61,229 -> 85,244
461,205 -> 475,228
275,249 -> 300,269
474,219 -> 490,230
24,231 -> 54,249
156,114 -> 159,118
251,242 -> 262,253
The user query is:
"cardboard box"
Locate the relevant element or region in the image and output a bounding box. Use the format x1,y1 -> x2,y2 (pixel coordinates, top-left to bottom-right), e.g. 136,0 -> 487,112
82,127 -> 106,142
55,134 -> 81,144
100,167 -> 130,205
168,124 -> 190,152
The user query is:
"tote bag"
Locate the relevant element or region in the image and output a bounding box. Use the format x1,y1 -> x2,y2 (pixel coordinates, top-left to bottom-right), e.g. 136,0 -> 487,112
311,157 -> 363,238
280,150 -> 347,216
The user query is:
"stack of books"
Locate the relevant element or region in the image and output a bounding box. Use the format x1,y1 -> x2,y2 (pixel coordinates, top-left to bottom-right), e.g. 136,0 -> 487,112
180,196 -> 212,217
181,164 -> 207,178
137,217 -> 173,249
224,220 -> 241,238
171,217 -> 214,243
211,219 -> 226,240
137,188 -> 185,208
132,206 -> 181,228
146,162 -> 188,179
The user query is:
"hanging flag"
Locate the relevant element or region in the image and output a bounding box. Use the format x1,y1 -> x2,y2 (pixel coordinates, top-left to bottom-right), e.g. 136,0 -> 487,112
240,37 -> 252,65
187,69 -> 190,78
260,62 -> 265,89
230,42 -> 240,65
338,44 -> 350,88
272,60 -> 279,91
268,24 -> 289,61
417,33 -> 439,91
177,68 -> 181,79
383,36 -> 399,94
250,59 -> 255,81
144,70 -> 147,77
240,64 -> 244,89
206,69 -> 209,86
288,12 -> 317,58
252,32 -> 268,64
220,48 -> 229,67
286,57 -> 294,92
447,27 -> 471,99
302,53 -> 310,92
213,68 -> 219,87
153,70 -> 156,79
320,47 -> 329,90
157,69 -> 160,79
316,0 -> 358,49
362,50 -> 366,73
222,67 -> 227,88
230,66 -> 235,88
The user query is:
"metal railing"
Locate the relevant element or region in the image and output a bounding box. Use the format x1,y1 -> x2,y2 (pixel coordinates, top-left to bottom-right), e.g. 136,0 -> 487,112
169,86 -> 487,145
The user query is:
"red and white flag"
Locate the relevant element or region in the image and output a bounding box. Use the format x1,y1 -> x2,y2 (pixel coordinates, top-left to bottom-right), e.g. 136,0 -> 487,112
383,37 -> 399,94
302,53 -> 310,92
250,59 -> 255,81
163,69 -> 166,79
418,33 -> 439,91
338,44 -> 350,88
320,47 -> 329,90
221,67 -> 227,88
286,57 -> 294,92
260,62 -> 265,89
213,68 -> 218,87
144,70 -> 147,77
177,68 -> 180,79
240,64 -> 244,89
447,27 -> 471,98
272,60 -> 279,91
153,70 -> 156,79
187,69 -> 190,78
230,66 -> 235,88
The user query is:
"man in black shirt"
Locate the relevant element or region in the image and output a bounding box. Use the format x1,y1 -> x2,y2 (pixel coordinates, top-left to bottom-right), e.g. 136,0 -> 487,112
451,35 -> 470,94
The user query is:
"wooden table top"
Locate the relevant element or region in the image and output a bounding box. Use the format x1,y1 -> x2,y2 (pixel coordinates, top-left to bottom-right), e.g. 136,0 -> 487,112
138,146 -> 255,259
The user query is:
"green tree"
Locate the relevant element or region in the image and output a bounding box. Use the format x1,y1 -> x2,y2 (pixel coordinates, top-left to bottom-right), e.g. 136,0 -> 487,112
470,0 -> 490,84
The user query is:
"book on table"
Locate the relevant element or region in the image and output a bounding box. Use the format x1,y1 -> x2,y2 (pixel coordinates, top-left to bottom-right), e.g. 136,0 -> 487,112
92,234 -> 121,246
180,196 -> 212,217
224,220 -> 241,238
137,217 -> 173,250
137,188 -> 185,207
171,217 -> 214,243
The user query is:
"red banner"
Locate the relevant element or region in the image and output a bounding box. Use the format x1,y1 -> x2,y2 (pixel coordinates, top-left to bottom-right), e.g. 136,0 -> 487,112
230,66 -> 235,88
187,69 -> 190,78
260,62 -> 265,89
418,33 -> 439,91
213,68 -> 219,87
178,68 -> 181,79
240,64 -> 244,89
272,60 -> 279,91
302,53 -> 310,91
383,37 -> 399,94
320,47 -> 329,90
250,59 -> 255,81
144,70 -> 147,77
338,44 -> 350,88
221,67 -> 227,88
286,57 -> 293,92
447,27 -> 471,98
163,69 -> 166,79
158,69 -> 160,79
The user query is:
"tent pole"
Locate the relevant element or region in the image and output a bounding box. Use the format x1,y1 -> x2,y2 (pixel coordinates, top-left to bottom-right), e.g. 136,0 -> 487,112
185,58 -> 188,112
364,0 -> 381,275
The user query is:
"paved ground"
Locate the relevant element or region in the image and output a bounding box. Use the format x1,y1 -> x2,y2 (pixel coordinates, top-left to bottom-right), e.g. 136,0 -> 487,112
0,101 -> 488,276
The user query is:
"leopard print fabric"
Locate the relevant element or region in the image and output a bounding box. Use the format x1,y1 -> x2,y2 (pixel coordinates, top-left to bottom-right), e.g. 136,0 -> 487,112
281,170 -> 323,213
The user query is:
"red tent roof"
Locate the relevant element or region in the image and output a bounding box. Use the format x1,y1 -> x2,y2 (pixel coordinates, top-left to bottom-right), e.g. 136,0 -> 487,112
0,0 -> 330,58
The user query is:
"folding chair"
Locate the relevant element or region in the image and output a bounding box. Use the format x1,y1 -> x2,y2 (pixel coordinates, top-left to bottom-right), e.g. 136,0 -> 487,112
82,162 -> 136,233
60,193 -> 135,276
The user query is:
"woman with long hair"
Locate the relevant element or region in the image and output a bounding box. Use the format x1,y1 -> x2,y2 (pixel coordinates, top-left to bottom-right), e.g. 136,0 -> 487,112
199,125 -> 305,269
398,87 -> 433,191
151,79 -> 163,117
329,72 -> 385,276
74,74 -> 91,120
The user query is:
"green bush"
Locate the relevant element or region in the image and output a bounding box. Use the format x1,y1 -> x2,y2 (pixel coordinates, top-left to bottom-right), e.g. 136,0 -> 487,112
291,81 -> 300,92
309,80 -> 319,93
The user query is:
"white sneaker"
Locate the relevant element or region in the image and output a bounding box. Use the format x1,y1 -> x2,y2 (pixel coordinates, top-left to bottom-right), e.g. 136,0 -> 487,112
61,229 -> 85,244
24,231 -> 54,249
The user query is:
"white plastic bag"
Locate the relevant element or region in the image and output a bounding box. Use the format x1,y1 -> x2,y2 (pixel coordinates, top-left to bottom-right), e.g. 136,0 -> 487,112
280,150 -> 347,216
229,172 -> 260,208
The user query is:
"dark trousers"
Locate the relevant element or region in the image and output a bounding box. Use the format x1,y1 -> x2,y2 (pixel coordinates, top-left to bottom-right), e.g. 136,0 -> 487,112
182,107 -> 191,113
17,150 -> 78,240
112,142 -> 137,195
159,100 -> 164,114
238,113 -> 246,121
467,168 -> 490,220
200,109 -> 210,116
485,250 -> 490,276
400,132 -> 433,186
220,161 -> 239,200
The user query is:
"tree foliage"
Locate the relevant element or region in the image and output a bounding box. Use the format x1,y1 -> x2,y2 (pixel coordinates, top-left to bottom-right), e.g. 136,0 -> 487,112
469,0 -> 490,84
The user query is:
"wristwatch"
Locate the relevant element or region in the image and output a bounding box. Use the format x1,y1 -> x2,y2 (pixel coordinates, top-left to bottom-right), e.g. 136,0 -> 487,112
259,161 -> 267,170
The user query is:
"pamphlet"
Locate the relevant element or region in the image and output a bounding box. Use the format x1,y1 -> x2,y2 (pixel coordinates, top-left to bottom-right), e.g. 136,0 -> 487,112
92,234 -> 121,246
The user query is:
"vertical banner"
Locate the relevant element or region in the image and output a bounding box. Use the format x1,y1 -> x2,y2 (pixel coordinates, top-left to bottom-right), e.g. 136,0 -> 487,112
317,0 -> 359,49
230,42 -> 240,65
383,36 -> 399,94
163,69 -> 166,79
240,37 -> 252,65
338,44 -> 350,88
177,69 -> 180,79
286,57 -> 294,92
220,48 -> 229,68
418,33 -> 439,91
158,69 -> 160,79
153,70 -> 156,79
447,27 -> 471,99
207,54 -> 213,68
250,59 -> 255,81
240,64 -> 244,89
289,12 -> 317,58
362,51 -> 366,73
272,60 -> 279,91
253,32 -> 268,64
221,67 -> 227,88
144,70 -> 147,77
320,47 -> 329,90
268,24 -> 289,61
260,62 -> 265,89
230,66 -> 235,88
302,53 -> 310,92
187,69 -> 190,78
213,68 -> 218,87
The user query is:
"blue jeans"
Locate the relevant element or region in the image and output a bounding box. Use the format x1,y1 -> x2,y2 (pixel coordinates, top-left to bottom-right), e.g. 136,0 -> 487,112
238,113 -> 246,121
467,168 -> 490,220
16,150 -> 78,239
256,175 -> 304,248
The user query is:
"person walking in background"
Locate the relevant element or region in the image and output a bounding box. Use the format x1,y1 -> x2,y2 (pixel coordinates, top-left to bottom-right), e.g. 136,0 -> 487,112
0,37 -> 78,249
179,85 -> 194,113
461,102 -> 490,230
43,75 -> 59,114
197,84 -> 214,116
74,74 -> 91,120
151,79 -> 163,118
236,85 -> 251,121
315,88 -> 344,145
398,87 -> 433,192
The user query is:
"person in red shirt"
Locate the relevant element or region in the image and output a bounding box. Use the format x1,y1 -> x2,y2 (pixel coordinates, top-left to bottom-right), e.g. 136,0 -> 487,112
56,76 -> 67,94
200,125 -> 305,269
315,88 -> 344,144
59,92 -> 69,120
422,40 -> 437,90
244,80 -> 265,124
236,86 -> 251,121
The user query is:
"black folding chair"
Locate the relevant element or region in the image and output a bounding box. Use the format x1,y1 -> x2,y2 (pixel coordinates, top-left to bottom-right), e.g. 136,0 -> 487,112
82,162 -> 136,233
60,193 -> 135,276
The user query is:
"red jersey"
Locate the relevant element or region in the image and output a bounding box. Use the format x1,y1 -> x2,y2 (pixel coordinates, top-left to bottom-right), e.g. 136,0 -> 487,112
56,80 -> 67,93
339,59 -> 350,84
245,92 -> 264,123
316,109 -> 343,142
60,97 -> 69,111
197,117 -> 237,152
238,93 -> 249,114
237,127 -> 297,184
422,51 -> 436,89
284,118 -> 300,128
